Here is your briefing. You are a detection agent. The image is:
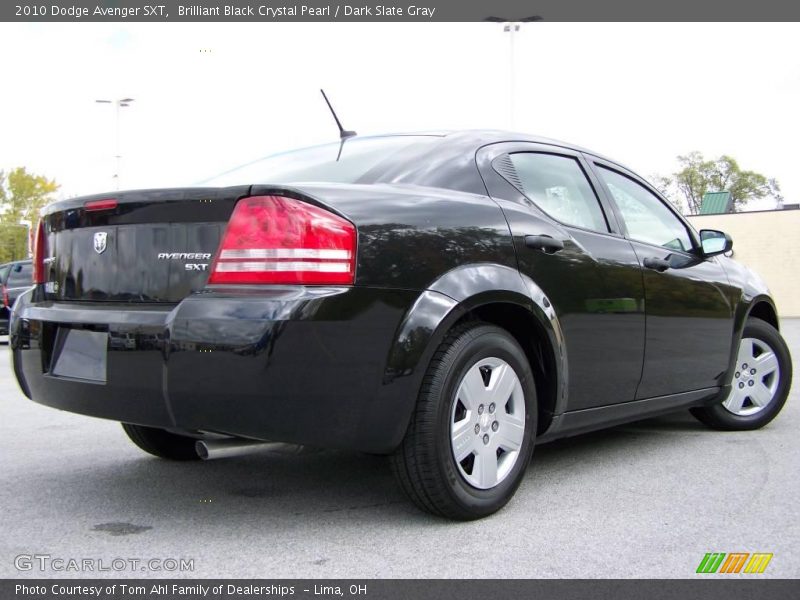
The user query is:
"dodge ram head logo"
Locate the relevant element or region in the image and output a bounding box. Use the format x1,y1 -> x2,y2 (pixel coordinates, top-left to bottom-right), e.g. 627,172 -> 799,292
93,232 -> 107,254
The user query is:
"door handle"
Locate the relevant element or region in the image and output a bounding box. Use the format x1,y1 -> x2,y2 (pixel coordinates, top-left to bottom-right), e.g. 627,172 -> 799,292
643,257 -> 671,272
524,235 -> 564,254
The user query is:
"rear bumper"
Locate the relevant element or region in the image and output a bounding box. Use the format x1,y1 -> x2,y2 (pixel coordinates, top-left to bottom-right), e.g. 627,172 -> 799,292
11,285 -> 421,453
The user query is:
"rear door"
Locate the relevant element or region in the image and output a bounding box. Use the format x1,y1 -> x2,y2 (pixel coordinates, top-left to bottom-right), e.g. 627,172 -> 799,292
589,159 -> 735,398
478,142 -> 645,411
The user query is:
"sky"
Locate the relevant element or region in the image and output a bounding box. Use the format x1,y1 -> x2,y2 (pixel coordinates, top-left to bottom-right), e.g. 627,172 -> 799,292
0,22 -> 798,211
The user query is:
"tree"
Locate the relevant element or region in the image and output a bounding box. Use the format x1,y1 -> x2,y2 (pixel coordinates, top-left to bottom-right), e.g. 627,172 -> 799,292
655,153 -> 780,215
648,173 -> 673,199
0,167 -> 59,262
0,223 -> 28,263
0,167 -> 59,224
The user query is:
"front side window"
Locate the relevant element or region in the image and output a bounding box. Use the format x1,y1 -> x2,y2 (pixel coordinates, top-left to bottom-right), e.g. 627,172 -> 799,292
7,263 -> 32,287
507,153 -> 608,233
597,166 -> 693,252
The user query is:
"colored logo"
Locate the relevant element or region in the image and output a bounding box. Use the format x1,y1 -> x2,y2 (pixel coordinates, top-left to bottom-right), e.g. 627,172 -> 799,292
696,552 -> 773,574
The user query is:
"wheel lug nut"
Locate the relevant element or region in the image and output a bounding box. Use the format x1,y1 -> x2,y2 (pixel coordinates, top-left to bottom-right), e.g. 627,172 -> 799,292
474,424 -> 480,434
739,382 -> 745,389
478,405 -> 484,415
742,363 -> 748,369
483,434 -> 490,445
750,369 -> 756,375
488,403 -> 496,414
491,421 -> 499,432
748,380 -> 754,387
735,372 -> 740,378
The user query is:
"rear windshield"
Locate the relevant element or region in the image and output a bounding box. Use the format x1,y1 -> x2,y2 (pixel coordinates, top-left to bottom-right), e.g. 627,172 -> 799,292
6,263 -> 32,287
198,135 -> 440,186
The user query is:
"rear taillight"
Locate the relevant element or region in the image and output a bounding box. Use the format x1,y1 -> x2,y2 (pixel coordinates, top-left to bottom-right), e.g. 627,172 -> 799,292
32,219 -> 48,284
208,195 -> 356,285
1,285 -> 8,308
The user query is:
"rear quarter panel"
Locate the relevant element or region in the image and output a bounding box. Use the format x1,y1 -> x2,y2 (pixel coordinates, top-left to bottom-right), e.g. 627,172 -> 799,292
249,183 -> 530,450
251,183 -> 518,290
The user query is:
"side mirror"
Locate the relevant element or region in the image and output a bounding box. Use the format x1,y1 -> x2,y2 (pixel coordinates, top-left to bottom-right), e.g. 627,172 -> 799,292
699,229 -> 733,257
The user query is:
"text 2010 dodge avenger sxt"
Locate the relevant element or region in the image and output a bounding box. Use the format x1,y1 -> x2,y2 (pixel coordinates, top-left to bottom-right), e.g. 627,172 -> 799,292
10,132 -> 793,519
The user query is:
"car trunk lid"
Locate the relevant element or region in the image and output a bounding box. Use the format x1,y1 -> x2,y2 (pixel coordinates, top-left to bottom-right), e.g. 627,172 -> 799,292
41,186 -> 249,303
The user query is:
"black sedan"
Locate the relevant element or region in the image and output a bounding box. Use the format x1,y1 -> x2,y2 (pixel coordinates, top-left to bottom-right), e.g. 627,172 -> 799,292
9,131 -> 793,519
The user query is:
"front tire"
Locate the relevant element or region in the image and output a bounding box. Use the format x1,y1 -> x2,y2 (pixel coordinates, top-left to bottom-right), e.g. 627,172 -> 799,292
691,317 -> 792,430
122,423 -> 201,461
391,322 -> 537,520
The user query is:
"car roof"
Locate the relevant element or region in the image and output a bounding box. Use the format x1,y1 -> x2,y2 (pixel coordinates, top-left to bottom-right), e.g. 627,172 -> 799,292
324,129 -> 615,162
0,259 -> 32,267
332,130 -> 624,195
436,130 -> 615,162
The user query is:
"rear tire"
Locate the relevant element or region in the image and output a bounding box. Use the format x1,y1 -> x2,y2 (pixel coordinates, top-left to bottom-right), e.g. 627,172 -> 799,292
121,423 -> 201,461
691,318 -> 792,430
391,322 -> 537,520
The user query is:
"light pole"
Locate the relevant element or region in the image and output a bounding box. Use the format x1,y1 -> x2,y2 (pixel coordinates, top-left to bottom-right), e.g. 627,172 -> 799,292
95,98 -> 134,190
506,22 -> 519,129
486,17 -> 541,129
18,219 -> 32,258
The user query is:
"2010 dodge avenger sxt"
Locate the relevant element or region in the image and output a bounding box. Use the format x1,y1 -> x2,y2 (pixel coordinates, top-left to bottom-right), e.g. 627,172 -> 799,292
9,131 -> 793,519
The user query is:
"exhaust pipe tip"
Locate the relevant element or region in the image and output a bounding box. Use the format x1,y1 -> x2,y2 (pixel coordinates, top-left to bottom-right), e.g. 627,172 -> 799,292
195,438 -> 307,460
195,440 -> 210,460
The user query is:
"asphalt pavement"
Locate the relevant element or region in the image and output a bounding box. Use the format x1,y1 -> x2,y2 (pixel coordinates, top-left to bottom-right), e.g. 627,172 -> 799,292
1,322 -> 798,579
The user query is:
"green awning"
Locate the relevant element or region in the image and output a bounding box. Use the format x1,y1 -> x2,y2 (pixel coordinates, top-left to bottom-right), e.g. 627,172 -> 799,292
699,191 -> 733,214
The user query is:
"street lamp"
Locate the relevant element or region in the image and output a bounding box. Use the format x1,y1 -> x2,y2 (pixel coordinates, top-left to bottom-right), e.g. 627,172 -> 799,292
18,219 -> 32,258
95,98 -> 134,190
486,17 -> 541,129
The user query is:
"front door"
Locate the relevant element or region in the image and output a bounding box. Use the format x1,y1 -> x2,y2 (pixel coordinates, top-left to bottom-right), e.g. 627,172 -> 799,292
590,161 -> 736,399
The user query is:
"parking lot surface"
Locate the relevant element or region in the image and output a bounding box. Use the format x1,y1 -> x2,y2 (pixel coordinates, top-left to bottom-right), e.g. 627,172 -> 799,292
1,322 -> 798,578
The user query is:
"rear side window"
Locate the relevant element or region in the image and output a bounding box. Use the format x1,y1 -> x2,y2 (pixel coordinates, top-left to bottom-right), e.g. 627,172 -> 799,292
507,153 -> 609,233
596,166 -> 693,252
7,263 -> 32,287
0,265 -> 10,285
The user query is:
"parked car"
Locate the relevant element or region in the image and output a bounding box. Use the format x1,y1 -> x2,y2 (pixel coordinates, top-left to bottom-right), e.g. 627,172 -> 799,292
1,259 -> 33,336
9,132 -> 793,519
